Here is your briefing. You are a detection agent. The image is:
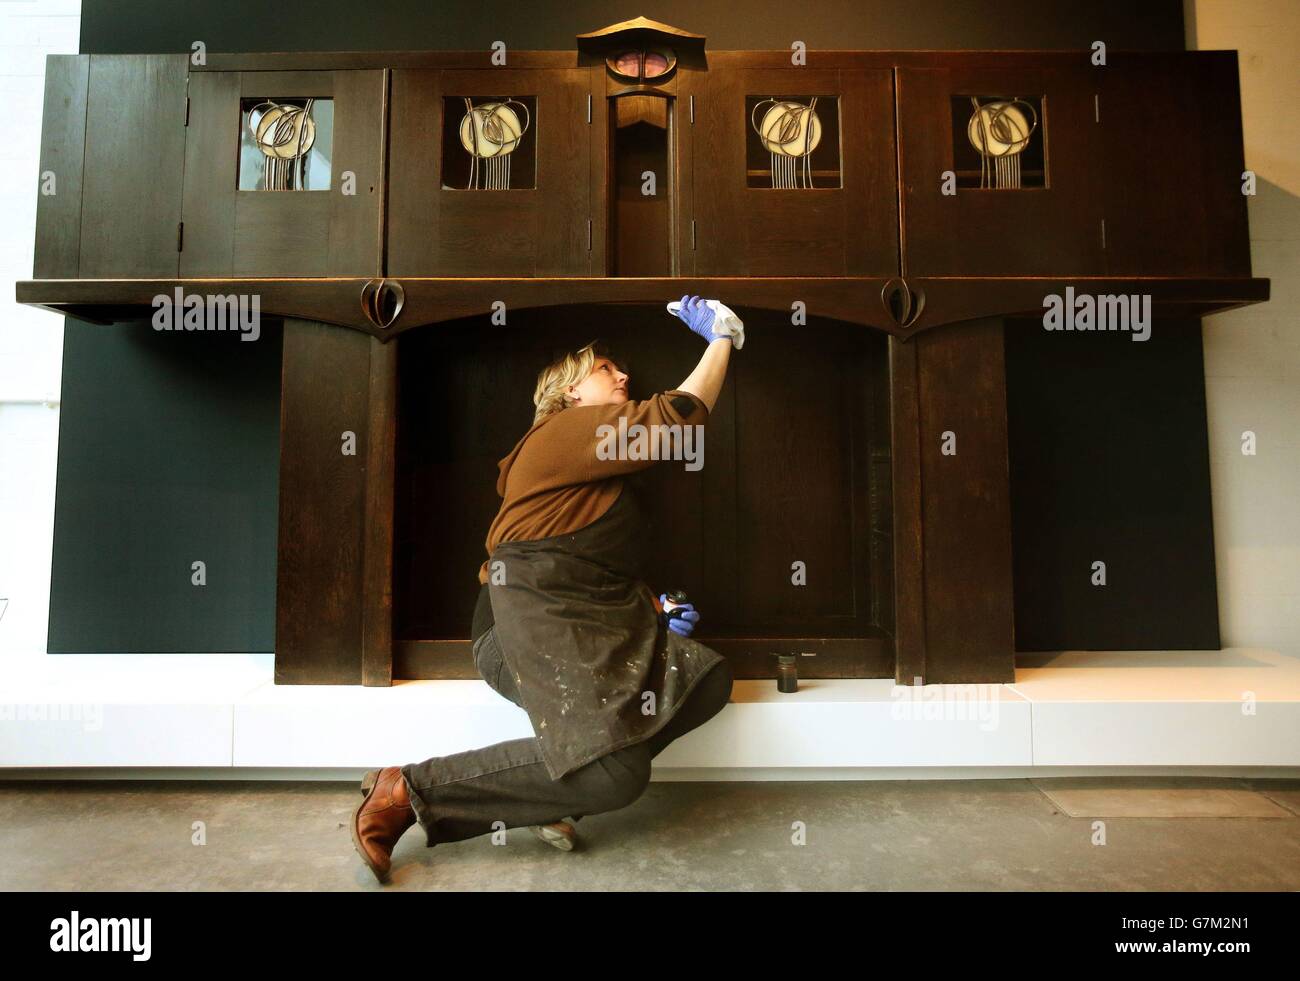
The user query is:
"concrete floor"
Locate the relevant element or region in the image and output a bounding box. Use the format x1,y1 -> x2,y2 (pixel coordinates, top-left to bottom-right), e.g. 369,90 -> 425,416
1,776 -> 1297,890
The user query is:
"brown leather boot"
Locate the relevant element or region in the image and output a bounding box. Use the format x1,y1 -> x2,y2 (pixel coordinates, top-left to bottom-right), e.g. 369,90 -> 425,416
530,820 -> 578,851
351,766 -> 416,883
360,771 -> 578,852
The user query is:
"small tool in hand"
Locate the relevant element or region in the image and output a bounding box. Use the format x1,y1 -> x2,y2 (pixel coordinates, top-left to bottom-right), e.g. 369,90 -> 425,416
659,588 -> 700,637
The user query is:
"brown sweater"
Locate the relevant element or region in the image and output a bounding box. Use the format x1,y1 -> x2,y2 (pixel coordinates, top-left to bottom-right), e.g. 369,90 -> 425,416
478,390 -> 710,584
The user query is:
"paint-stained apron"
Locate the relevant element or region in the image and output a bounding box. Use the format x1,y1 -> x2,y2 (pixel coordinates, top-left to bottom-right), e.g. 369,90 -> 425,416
486,477 -> 725,781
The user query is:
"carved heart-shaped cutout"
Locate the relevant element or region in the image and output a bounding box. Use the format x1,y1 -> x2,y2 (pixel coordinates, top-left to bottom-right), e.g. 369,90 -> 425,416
361,279 -> 405,330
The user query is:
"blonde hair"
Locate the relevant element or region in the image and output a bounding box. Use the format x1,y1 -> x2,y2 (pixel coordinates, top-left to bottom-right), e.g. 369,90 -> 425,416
532,339 -> 618,425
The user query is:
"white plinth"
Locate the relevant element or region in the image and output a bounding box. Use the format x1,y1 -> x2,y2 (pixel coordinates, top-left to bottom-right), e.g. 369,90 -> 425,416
2,647 -> 1298,779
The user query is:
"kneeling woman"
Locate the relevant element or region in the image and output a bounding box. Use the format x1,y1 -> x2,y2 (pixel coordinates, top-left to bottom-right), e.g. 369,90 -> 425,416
353,296 -> 737,882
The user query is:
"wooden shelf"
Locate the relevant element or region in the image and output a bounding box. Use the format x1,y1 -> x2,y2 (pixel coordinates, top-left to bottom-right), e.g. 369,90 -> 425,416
15,275 -> 1271,341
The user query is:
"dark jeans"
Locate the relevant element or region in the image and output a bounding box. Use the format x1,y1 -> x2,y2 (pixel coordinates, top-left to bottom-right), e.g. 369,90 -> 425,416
400,623 -> 734,848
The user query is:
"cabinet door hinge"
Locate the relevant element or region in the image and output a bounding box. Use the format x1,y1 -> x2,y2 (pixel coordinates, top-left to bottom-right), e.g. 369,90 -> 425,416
177,221 -> 184,252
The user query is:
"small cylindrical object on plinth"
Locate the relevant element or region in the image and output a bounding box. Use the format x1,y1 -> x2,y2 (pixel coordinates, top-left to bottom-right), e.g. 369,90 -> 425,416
777,654 -> 798,693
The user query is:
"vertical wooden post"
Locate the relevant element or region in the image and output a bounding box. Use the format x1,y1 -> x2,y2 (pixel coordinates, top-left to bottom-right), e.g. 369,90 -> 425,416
889,335 -> 926,684
361,336 -> 397,686
275,319 -> 397,685
890,319 -> 1016,684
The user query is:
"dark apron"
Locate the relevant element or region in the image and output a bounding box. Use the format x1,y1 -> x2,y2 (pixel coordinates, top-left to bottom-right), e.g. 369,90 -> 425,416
486,478 -> 725,780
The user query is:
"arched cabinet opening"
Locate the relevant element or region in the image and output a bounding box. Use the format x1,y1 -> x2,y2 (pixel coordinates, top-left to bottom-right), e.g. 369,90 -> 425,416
390,303 -> 895,679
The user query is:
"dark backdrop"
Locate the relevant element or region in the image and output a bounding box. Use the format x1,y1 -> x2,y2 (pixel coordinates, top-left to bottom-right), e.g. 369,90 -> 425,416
52,0 -> 1202,653
1005,319 -> 1220,650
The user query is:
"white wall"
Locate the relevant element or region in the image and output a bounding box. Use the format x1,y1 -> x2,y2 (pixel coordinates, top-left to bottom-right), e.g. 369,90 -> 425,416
0,1 -> 79,663
1187,0 -> 1300,654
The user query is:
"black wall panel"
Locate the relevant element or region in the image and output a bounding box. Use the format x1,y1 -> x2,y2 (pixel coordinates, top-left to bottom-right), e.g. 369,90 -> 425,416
48,321 -> 281,652
1005,319 -> 1220,650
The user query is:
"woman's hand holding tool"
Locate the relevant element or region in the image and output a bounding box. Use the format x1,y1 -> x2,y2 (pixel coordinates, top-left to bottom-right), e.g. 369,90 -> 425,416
667,295 -> 745,350
660,592 -> 701,638
671,294 -> 720,344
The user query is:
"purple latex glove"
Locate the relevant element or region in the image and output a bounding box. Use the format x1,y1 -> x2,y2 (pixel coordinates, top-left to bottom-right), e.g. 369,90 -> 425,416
673,294 -> 718,344
660,593 -> 701,637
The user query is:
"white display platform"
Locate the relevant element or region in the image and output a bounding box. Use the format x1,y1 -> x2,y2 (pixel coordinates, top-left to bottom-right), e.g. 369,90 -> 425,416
1,648 -> 1298,780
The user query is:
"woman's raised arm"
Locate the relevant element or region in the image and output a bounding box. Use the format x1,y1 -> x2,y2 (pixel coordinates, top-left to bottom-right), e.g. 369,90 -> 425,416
674,338 -> 732,414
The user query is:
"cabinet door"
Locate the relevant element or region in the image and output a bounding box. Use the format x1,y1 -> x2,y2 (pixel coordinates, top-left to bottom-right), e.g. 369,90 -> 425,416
1099,52 -> 1251,276
34,55 -> 89,278
897,62 -> 1104,275
692,68 -> 898,277
387,69 -> 594,276
182,70 -> 385,277
78,55 -> 188,277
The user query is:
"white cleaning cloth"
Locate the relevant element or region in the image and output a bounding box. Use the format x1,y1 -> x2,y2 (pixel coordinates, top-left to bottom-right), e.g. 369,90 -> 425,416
665,299 -> 745,350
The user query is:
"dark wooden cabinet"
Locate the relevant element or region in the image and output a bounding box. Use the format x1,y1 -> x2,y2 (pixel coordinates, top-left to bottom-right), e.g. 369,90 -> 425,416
692,67 -> 898,277
388,68 -> 596,276
1098,52 -> 1251,276
23,34 -> 1267,686
182,69 -> 385,277
896,51 -> 1252,278
35,54 -> 187,278
896,60 -> 1105,276
34,50 -> 1256,285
